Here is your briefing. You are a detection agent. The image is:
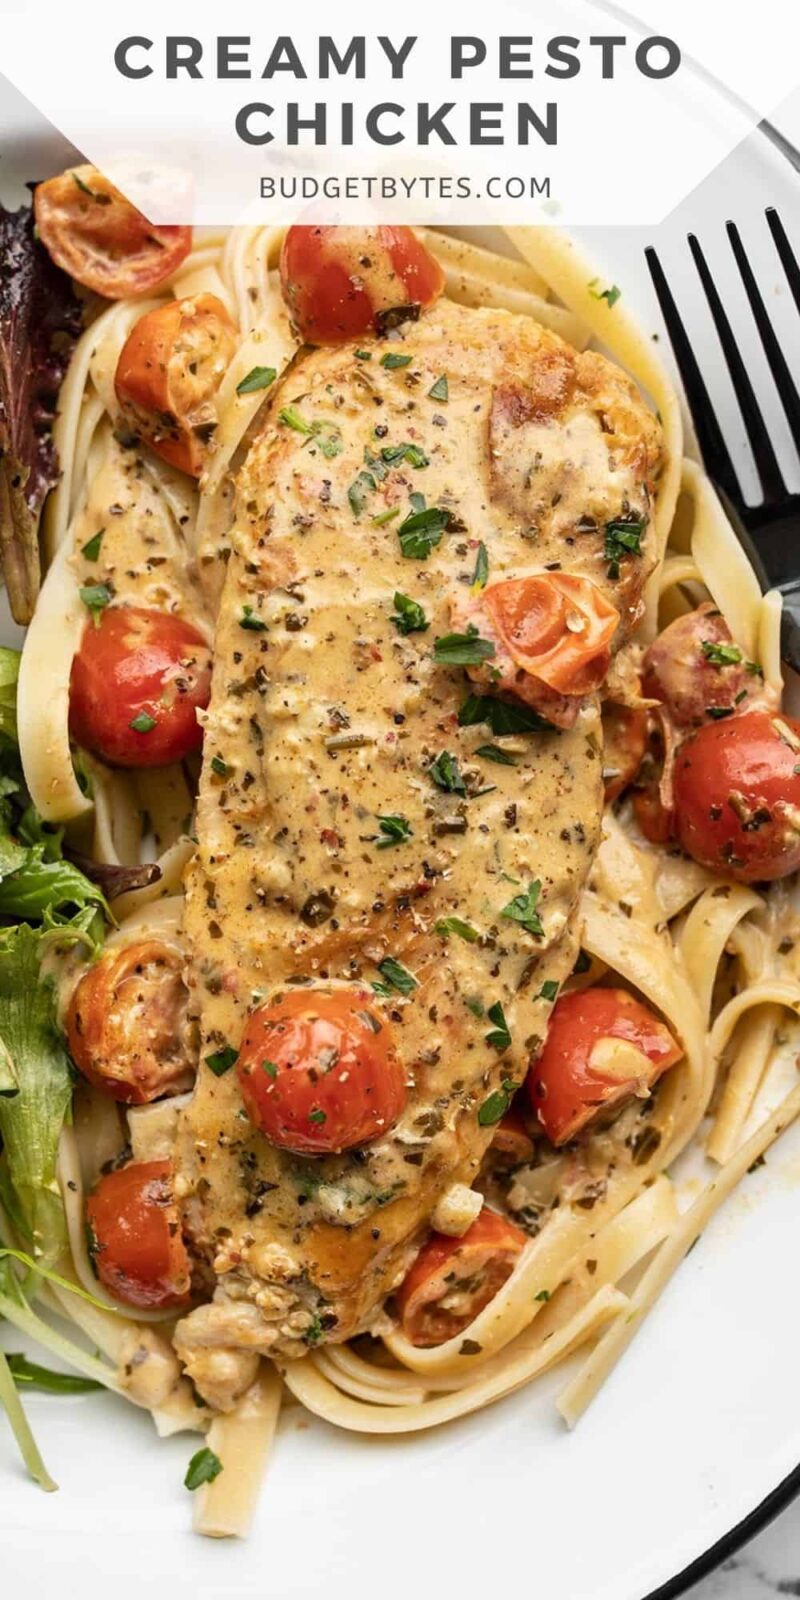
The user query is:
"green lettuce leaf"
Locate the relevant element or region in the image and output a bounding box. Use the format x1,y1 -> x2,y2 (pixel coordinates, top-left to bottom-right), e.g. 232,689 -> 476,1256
0,648 -> 19,743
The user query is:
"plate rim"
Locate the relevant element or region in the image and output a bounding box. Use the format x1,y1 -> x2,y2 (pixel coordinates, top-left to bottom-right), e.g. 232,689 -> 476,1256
640,111 -> 800,1600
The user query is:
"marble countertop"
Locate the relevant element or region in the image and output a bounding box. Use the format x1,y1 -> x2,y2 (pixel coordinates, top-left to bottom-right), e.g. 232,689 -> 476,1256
688,1507 -> 800,1598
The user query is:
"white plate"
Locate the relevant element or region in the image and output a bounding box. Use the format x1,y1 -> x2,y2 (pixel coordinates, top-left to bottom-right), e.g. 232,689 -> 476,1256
2,73 -> 800,1600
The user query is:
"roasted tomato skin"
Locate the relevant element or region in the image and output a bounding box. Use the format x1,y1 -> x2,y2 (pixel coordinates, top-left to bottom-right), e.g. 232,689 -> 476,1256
632,784 -> 675,845
279,225 -> 445,344
236,988 -> 406,1155
396,1207 -> 527,1347
642,603 -> 762,729
87,1160 -> 191,1309
115,294 -> 238,477
673,711 -> 800,883
603,702 -> 648,804
34,165 -> 191,298
528,988 -> 682,1146
69,606 -> 211,768
66,940 -> 192,1104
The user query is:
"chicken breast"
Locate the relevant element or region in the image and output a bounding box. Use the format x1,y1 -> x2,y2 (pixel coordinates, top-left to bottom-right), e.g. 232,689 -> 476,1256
173,299 -> 662,1389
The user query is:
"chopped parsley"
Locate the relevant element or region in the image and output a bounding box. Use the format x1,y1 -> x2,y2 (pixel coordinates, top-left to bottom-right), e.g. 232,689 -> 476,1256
278,404 -> 314,434
702,640 -> 742,667
458,694 -> 553,735
374,957 -> 418,996
538,979 -> 559,1001
501,879 -> 544,938
707,705 -> 735,720
588,279 -> 622,308
348,471 -> 376,517
475,744 -> 515,766
534,1289 -> 551,1303
484,1001 -> 511,1051
128,711 -> 156,734
236,365 -> 277,395
313,422 -> 343,459
375,813 -> 413,849
428,750 -> 466,794
604,516 -> 646,580
381,352 -> 413,370
397,504 -> 453,559
471,542 -> 489,591
79,582 -> 112,621
80,529 -> 104,562
262,1060 -> 278,1079
428,373 -> 449,402
746,659 -> 764,677
355,349 -> 372,361
73,172 -> 96,197
433,625 -> 496,667
210,756 -> 232,779
390,592 -> 428,635
372,507 -> 400,527
239,604 -> 267,632
184,1448 -> 223,1491
435,916 -> 479,943
380,442 -> 429,469
308,1108 -> 327,1125
478,1079 -> 515,1125
205,1045 -> 238,1076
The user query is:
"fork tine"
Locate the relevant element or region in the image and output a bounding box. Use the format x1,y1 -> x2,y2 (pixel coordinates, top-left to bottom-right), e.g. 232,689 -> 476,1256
688,233 -> 787,504
766,208 -> 800,317
645,245 -> 742,508
727,221 -> 800,455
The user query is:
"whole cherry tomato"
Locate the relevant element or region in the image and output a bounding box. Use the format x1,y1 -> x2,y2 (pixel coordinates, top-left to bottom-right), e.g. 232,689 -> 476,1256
87,1160 -> 191,1309
69,606 -> 211,767
280,225 -> 444,344
673,711 -> 800,882
236,987 -> 406,1155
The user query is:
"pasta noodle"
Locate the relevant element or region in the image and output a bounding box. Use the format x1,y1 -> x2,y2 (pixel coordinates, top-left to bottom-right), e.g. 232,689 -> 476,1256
9,212 -> 800,1542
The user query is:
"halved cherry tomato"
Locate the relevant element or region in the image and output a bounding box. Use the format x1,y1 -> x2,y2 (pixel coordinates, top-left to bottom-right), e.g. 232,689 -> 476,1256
603,702 -> 648,804
643,603 -> 765,729
115,294 -> 237,477
632,784 -> 674,845
451,573 -> 620,728
236,987 -> 406,1155
673,711 -> 800,882
69,606 -> 211,768
66,940 -> 192,1105
395,1206 -> 527,1347
86,1160 -> 191,1309
528,988 -> 682,1146
34,165 -> 191,299
279,225 -> 445,344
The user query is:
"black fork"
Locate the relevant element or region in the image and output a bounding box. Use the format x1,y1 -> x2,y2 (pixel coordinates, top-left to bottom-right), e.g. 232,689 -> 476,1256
646,209 -> 800,672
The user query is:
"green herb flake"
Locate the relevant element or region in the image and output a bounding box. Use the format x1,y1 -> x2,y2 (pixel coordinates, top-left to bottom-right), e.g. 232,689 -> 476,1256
79,582 -> 113,621
484,1000 -> 511,1051
348,471 -> 377,517
380,352 -> 413,370
184,1447 -> 223,1492
308,1108 -> 327,1125
434,624 -> 496,668
376,813 -> 413,849
210,756 -> 232,779
278,404 -> 315,435
128,711 -> 157,734
397,504 -> 452,560
478,1080 -> 515,1126
501,879 -> 544,938
428,374 -> 449,402
588,279 -> 622,308
239,604 -> 267,632
205,1045 -> 238,1077
313,422 -> 343,460
534,1289 -> 551,1303
702,640 -> 742,667
538,979 -> 559,1002
262,1059 -> 278,1079
604,517 -> 646,579
375,957 -> 418,996
391,592 -> 429,635
428,750 -> 466,794
458,694 -> 553,735
475,743 -> 515,766
355,349 -> 372,361
80,529 -> 105,562
372,507 -> 400,527
380,442 -> 429,469
471,541 -> 489,591
236,365 -> 277,395
435,916 -> 479,943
